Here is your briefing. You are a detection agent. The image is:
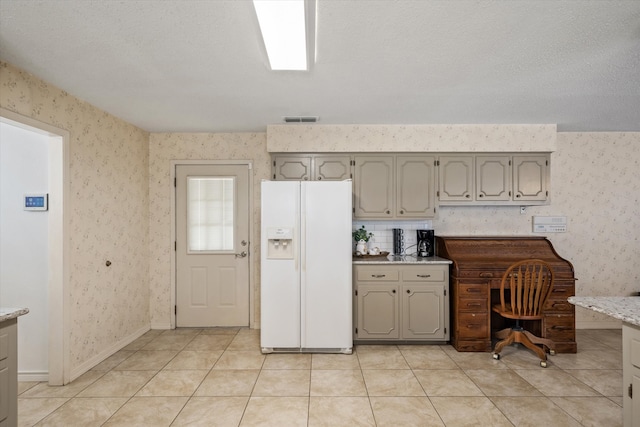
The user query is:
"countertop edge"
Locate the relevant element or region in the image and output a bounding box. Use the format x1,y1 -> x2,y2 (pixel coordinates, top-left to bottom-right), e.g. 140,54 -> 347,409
352,255 -> 452,265
0,308 -> 29,322
568,296 -> 639,327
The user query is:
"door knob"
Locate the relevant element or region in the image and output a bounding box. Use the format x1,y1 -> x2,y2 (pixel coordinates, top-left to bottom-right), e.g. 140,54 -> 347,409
235,251 -> 247,258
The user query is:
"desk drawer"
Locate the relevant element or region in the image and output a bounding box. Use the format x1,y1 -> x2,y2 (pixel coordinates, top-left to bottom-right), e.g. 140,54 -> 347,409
356,269 -> 399,282
457,283 -> 488,298
544,300 -> 574,312
458,298 -> 487,312
457,313 -> 489,339
543,314 -> 575,341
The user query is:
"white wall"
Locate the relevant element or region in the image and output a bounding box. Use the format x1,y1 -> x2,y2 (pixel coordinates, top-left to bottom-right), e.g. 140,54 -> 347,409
0,121 -> 49,377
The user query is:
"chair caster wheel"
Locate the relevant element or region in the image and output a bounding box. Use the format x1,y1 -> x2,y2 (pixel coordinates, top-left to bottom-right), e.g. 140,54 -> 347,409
540,360 -> 548,368
492,353 -> 500,360
549,350 -> 556,356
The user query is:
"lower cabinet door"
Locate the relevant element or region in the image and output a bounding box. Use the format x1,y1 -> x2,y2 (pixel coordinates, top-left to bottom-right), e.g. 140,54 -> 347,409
402,285 -> 447,340
356,284 -> 399,339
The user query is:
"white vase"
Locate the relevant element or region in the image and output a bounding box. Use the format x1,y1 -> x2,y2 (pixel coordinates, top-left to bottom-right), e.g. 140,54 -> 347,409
355,239 -> 368,255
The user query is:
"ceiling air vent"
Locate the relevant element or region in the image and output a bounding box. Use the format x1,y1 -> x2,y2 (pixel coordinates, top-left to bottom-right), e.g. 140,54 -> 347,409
283,116 -> 318,123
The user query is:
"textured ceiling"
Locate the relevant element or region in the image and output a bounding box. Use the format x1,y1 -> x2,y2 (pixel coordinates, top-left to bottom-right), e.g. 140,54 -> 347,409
1,0 -> 639,133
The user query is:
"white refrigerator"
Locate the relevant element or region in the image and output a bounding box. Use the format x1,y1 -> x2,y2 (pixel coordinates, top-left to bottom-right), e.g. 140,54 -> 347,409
260,180 -> 353,354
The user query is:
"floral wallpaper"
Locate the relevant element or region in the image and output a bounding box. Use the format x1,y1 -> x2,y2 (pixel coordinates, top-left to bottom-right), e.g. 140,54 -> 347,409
0,62 -> 150,373
148,133 -> 270,328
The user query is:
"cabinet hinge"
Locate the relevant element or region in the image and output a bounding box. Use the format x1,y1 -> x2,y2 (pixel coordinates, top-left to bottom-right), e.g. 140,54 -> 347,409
174,177 -> 177,187
629,383 -> 633,398
273,174 -> 276,179
546,160 -> 549,166
355,289 -> 358,296
174,241 -> 177,251
509,160 -> 512,166
437,190 -> 440,197
444,289 -> 447,296
174,305 -> 177,315
444,327 -> 447,334
355,327 -> 358,334
273,160 -> 276,167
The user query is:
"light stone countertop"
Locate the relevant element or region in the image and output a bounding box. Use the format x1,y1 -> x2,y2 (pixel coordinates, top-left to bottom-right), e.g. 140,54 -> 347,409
568,296 -> 640,327
352,255 -> 452,265
0,308 -> 29,322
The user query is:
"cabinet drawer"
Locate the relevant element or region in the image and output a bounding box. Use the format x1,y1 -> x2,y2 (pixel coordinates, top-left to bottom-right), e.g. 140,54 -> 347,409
356,269 -> 399,282
401,267 -> 445,282
457,313 -> 489,338
458,298 -> 487,312
457,283 -> 488,298
544,300 -> 574,312
548,285 -> 574,299
543,314 -> 575,341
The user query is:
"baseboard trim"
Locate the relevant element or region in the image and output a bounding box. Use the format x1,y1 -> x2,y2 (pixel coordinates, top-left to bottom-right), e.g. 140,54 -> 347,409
18,372 -> 48,382
576,320 -> 622,329
69,324 -> 150,382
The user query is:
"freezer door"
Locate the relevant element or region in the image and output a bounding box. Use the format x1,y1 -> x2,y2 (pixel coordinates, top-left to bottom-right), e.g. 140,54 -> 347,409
260,181 -> 300,349
301,181 -> 353,349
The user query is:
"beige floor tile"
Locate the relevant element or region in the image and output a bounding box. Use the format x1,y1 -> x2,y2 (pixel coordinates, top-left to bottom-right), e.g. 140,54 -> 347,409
37,397 -> 127,427
77,370 -> 156,397
312,352 -> 361,370
515,369 -> 599,396
252,369 -> 311,396
609,395 -> 624,406
141,334 -> 195,351
172,396 -> 249,426
226,333 -> 261,351
362,369 -> 425,396
491,396 -> 582,426
494,344 -> 559,370
213,350 -> 265,370
430,396 -> 513,426
17,381 -> 39,395
414,369 -> 483,396
466,369 -> 542,396
122,335 -> 155,351
310,369 -> 367,396
20,370 -> 104,398
240,396 -> 309,426
161,328 -> 202,336
551,396 -> 623,427
136,369 -> 208,396
308,396 -> 375,427
195,369 -> 259,396
200,327 -> 241,335
262,353 -> 312,369
399,346 -> 459,370
582,329 -> 623,350
369,396 -> 445,426
17,397 -> 69,427
113,350 -> 178,370
90,350 -> 135,372
566,369 -> 623,396
356,346 -> 410,369
442,346 -> 510,370
163,350 -> 222,370
552,348 -> 622,370
102,396 -> 188,426
184,334 -> 234,351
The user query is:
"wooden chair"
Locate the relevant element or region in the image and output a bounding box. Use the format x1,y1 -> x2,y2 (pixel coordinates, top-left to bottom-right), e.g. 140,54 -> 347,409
491,259 -> 557,367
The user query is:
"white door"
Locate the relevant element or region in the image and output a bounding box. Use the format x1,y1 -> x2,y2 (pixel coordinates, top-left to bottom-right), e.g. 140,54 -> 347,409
176,164 -> 250,327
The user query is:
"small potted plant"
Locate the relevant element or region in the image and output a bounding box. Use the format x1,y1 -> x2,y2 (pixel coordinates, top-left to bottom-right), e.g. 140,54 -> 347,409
352,226 -> 373,255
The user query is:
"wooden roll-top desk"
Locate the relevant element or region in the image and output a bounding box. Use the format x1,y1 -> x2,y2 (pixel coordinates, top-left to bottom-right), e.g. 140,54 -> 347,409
435,236 -> 577,353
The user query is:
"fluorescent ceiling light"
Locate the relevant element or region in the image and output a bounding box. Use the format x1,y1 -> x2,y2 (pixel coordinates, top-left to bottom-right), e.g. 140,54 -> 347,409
253,0 -> 309,70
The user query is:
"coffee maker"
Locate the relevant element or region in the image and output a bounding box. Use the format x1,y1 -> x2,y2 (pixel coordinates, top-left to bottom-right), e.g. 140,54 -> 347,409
416,230 -> 435,257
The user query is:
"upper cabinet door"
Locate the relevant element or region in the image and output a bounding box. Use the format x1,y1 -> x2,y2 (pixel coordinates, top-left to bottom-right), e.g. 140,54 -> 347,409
313,156 -> 352,181
438,156 -> 473,201
513,155 -> 548,201
396,156 -> 436,218
273,156 -> 311,180
476,156 -> 511,201
354,156 -> 394,218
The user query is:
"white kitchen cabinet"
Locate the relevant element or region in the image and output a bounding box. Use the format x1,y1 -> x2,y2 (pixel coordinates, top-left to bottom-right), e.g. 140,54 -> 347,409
623,323 -> 640,427
272,155 -> 351,181
0,319 -> 18,427
438,153 -> 550,205
354,155 -> 436,219
354,264 -> 449,342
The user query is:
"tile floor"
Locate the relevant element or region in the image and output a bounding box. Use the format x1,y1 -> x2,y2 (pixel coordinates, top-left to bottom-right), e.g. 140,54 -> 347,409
18,328 -> 623,426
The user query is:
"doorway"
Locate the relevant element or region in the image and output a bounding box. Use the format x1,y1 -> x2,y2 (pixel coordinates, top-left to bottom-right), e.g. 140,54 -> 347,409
0,108 -> 69,385
174,163 -> 251,327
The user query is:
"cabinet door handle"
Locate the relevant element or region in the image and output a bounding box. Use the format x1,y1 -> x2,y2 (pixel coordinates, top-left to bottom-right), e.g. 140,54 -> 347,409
406,289 -> 411,294
466,303 -> 482,308
466,288 -> 482,293
551,325 -> 572,330
372,274 -> 386,278
417,274 -> 431,278
479,272 -> 494,278
392,289 -> 396,294
386,210 -> 391,214
400,210 -> 404,214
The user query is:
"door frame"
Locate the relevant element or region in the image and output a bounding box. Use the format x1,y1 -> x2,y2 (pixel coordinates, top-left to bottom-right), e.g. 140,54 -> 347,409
0,108 -> 71,385
170,160 -> 254,329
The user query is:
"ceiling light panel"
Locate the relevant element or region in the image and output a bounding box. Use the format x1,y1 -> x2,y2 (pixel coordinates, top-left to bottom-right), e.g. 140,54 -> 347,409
253,0 -> 308,70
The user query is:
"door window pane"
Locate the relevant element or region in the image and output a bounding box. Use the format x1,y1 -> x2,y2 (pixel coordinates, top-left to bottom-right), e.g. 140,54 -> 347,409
187,177 -> 234,251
